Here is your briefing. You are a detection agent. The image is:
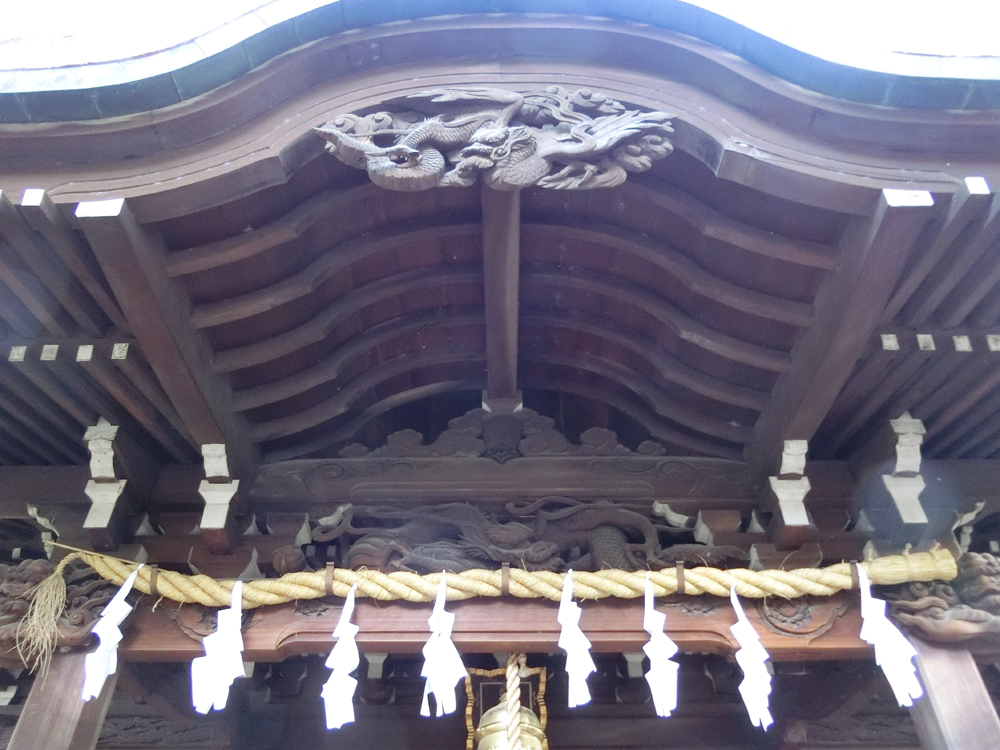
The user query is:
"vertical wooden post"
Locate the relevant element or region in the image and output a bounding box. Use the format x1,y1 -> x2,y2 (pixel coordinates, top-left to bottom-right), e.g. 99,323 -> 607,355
482,185 -> 521,400
8,650 -> 117,750
909,637 -> 1000,750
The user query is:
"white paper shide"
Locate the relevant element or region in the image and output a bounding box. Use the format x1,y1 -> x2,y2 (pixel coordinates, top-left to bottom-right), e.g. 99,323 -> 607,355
322,583 -> 360,729
858,566 -> 923,707
191,580 -> 247,714
729,587 -> 773,730
420,574 -> 467,717
82,565 -> 142,701
558,571 -> 596,708
642,573 -> 680,717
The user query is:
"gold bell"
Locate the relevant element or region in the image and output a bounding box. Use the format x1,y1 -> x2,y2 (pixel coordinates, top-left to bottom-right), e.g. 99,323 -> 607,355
475,694 -> 546,750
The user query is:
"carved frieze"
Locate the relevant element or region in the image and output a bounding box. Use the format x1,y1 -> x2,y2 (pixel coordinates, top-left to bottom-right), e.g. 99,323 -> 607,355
97,717 -> 216,749
755,596 -> 849,641
784,714 -> 918,747
300,498 -> 733,574
339,407 -> 642,461
250,406 -> 754,505
315,87 -> 674,192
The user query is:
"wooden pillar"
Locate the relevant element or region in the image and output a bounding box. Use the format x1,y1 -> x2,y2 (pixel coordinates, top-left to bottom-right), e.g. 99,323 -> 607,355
8,650 -> 117,750
482,185 -> 521,400
909,637 -> 1000,750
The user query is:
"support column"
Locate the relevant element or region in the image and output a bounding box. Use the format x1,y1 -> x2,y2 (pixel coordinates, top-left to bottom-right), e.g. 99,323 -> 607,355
909,637 -> 1000,750
8,650 -> 117,750
482,185 -> 521,400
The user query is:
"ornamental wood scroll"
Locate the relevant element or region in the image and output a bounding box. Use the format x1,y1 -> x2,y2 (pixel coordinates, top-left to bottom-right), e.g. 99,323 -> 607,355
315,87 -> 674,192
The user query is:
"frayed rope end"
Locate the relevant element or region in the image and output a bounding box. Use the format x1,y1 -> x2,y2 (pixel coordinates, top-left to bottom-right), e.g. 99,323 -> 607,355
16,552 -> 81,677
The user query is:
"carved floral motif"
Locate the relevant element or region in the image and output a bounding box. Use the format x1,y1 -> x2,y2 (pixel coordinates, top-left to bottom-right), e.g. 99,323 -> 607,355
315,87 -> 674,192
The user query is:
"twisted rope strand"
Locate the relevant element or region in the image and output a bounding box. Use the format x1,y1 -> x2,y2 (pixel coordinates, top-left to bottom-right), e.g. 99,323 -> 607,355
56,546 -> 957,609
506,652 -> 523,750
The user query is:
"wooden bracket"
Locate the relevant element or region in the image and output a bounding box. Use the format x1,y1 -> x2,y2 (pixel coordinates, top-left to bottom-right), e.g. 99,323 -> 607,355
198,443 -> 241,554
891,412 -> 926,475
765,440 -> 816,550
864,414 -> 930,545
82,418 -> 132,551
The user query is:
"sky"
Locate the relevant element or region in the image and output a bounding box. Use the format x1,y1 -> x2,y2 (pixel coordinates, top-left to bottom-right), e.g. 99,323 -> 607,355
1,1 -> 999,81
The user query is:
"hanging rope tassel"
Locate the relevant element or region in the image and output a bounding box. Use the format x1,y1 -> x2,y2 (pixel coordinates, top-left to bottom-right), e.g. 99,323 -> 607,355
16,551 -> 82,676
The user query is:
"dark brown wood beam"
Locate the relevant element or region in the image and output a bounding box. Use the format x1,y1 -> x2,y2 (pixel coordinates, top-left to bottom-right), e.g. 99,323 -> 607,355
249,347 -> 484,442
0,237 -> 71,337
522,349 -> 751,444
212,264 -> 480,373
523,268 -> 791,373
520,372 -> 743,459
74,199 -> 258,480
909,637 -> 1000,750
482,185 -> 521,400
523,221 -> 813,326
881,178 -> 994,325
190,220 -> 480,329
109,345 -> 195,450
18,189 -> 130,333
233,308 -> 483,411
264,379 -> 483,462
7,650 -> 117,750
0,192 -> 107,337
523,310 -> 768,411
120,594 -> 870,663
746,190 -> 937,474
77,349 -> 193,463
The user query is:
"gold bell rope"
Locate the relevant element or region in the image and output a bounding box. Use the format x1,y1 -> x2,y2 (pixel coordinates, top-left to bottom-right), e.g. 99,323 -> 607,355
18,543 -> 957,671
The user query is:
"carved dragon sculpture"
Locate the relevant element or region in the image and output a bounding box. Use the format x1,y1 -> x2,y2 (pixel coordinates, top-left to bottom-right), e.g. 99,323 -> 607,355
891,552 -> 1000,644
305,499 -> 739,575
315,86 -> 674,191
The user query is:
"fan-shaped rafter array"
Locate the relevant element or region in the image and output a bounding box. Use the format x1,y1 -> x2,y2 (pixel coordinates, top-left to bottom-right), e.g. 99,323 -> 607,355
151,149 -> 839,462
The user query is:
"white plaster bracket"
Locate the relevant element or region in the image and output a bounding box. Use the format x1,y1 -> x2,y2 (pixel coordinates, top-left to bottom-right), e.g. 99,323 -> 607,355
890,412 -> 925,475
83,479 -> 127,530
84,417 -> 119,482
198,479 -> 240,531
769,476 -> 812,528
881,475 -> 929,526
778,439 -> 808,477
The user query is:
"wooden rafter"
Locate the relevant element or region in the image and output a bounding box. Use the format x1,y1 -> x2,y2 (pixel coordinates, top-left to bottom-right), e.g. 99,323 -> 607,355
233,308 -> 484,411
212,264 -> 480,374
75,198 -> 259,478
0,192 -> 107,336
18,189 -> 130,333
746,189 -> 937,473
482,185 -> 521,400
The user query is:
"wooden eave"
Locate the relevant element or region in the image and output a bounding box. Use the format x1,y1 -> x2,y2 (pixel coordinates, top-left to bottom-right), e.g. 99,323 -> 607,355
0,12 -> 996,507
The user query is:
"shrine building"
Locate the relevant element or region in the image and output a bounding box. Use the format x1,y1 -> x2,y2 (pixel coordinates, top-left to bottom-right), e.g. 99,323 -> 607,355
1,2 -> 1000,749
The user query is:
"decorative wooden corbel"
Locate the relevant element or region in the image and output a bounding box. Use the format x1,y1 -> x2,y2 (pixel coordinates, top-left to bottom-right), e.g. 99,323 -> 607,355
198,444 -> 241,554
765,440 -> 815,550
870,413 -> 929,545
82,418 -> 130,551
480,390 -> 524,464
